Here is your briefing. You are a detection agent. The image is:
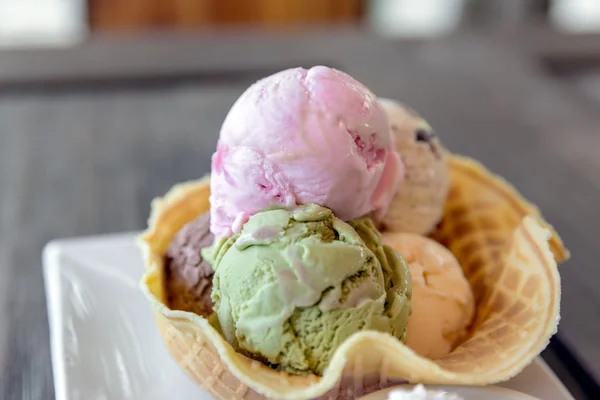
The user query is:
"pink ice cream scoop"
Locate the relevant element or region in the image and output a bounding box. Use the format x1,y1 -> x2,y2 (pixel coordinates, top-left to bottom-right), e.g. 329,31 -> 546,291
210,66 -> 404,237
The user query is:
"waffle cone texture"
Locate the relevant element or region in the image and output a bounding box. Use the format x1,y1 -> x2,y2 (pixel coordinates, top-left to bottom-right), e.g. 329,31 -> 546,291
139,154 -> 568,400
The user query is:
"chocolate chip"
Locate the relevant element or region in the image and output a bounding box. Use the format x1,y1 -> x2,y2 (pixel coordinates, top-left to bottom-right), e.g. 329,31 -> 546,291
415,128 -> 435,143
415,128 -> 442,159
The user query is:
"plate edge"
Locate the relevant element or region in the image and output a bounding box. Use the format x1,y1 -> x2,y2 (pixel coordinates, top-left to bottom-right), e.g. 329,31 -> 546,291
43,242 -> 68,400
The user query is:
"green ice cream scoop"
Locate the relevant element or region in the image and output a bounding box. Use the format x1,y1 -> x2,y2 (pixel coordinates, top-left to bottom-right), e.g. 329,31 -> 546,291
204,204 -> 411,375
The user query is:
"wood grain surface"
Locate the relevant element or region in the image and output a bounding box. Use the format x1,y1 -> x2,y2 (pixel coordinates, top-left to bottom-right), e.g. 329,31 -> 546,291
0,28 -> 598,400
88,0 -> 364,31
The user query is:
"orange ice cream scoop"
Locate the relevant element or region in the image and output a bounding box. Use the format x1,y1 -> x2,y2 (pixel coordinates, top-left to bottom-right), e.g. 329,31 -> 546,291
383,232 -> 475,360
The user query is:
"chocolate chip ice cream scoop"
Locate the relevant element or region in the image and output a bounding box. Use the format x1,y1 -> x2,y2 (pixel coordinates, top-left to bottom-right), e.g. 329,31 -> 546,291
165,212 -> 215,316
379,98 -> 450,235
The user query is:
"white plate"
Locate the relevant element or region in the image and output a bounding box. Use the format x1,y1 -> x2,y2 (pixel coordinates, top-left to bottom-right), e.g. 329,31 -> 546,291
43,234 -> 575,400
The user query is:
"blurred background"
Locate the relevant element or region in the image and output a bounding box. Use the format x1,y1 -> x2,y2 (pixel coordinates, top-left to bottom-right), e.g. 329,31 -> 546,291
2,0 -> 600,46
2,1 -> 600,400
2,0 -> 600,103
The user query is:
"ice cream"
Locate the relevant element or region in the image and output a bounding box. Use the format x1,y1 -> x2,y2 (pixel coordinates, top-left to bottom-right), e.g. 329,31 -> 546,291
383,232 -> 474,360
204,204 -> 411,375
209,66 -> 404,238
164,212 -> 215,316
387,385 -> 465,400
379,99 -> 449,235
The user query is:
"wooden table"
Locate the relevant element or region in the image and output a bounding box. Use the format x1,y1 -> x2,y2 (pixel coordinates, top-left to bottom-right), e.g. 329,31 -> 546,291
0,27 -> 599,400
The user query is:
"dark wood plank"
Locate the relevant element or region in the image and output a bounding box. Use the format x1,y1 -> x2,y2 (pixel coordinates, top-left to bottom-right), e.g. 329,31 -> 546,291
0,83 -> 246,400
0,28 -> 599,399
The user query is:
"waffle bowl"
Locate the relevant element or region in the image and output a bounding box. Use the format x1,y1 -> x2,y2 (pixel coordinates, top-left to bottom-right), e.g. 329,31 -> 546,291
139,154 -> 568,400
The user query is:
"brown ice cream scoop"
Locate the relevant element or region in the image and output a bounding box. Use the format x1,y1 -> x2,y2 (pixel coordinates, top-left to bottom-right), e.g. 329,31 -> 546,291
164,211 -> 215,316
379,98 -> 450,235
